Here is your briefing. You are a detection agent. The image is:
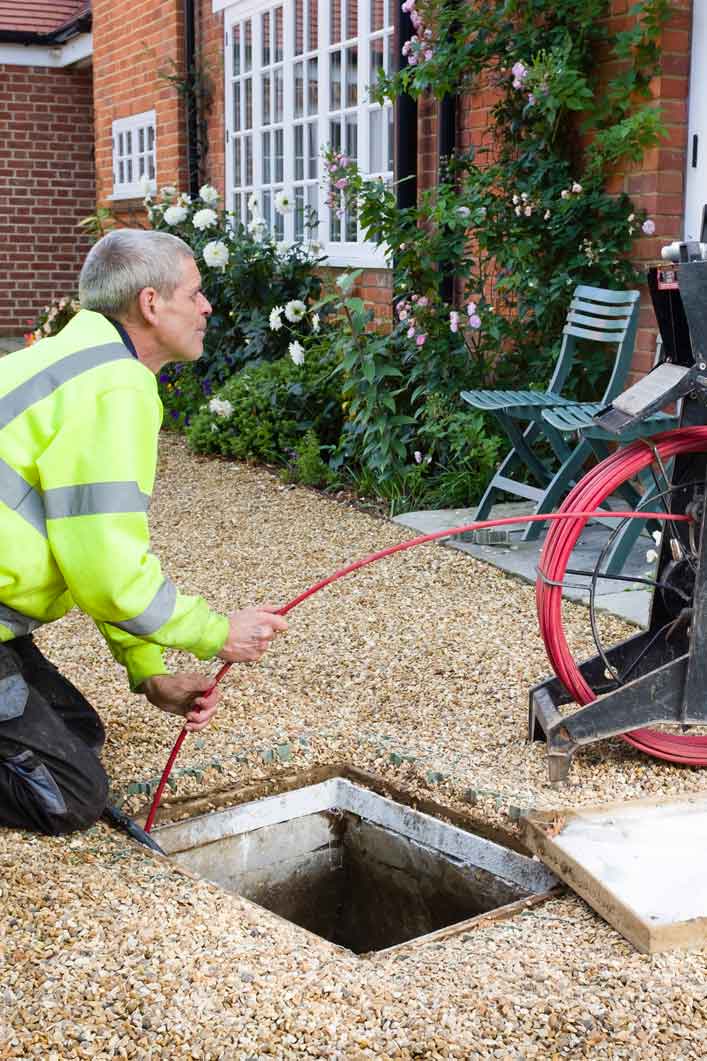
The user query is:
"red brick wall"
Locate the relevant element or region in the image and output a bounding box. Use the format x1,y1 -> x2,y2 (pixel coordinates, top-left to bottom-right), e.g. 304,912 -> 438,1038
92,0 -> 188,211
456,1 -> 692,382
0,64 -> 94,336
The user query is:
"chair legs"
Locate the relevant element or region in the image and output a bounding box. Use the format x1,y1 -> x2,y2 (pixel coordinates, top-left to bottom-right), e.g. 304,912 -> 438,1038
521,438 -> 594,541
473,416 -> 551,523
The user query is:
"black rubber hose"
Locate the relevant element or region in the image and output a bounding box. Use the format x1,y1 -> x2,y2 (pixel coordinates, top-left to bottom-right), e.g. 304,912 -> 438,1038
102,802 -> 166,855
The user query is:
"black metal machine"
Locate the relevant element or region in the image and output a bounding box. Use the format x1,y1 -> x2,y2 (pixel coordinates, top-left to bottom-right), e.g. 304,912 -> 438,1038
530,231 -> 707,781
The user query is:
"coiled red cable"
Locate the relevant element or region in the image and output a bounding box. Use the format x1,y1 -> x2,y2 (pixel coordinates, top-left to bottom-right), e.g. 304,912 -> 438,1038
143,493 -> 695,832
537,426 -> 707,766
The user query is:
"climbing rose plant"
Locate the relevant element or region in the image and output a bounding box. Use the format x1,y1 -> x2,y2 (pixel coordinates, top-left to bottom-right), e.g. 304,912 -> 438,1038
317,0 -> 670,501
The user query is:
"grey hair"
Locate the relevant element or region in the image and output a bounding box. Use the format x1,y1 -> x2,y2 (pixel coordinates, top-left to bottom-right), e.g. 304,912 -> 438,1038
79,229 -> 195,316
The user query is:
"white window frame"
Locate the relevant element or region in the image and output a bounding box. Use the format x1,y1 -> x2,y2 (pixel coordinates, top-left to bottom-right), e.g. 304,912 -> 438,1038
219,0 -> 393,267
111,110 -> 157,200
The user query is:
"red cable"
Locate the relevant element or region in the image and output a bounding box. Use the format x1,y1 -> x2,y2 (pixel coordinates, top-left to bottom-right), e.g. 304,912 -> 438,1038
537,427 -> 707,766
143,503 -> 692,832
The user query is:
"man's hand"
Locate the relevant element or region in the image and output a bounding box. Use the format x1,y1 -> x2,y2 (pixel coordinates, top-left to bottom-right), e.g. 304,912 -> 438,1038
139,673 -> 221,732
218,604 -> 288,663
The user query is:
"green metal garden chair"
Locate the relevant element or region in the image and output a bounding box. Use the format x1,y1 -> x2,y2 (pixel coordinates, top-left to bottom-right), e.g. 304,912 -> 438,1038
541,403 -> 680,572
460,285 -> 641,541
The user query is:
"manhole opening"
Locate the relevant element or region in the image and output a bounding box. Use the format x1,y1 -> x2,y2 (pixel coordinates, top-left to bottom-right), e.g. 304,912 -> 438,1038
155,777 -> 557,955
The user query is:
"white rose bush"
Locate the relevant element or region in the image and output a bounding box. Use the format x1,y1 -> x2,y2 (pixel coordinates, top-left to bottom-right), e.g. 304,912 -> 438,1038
146,183 -> 326,428
143,183 -> 341,485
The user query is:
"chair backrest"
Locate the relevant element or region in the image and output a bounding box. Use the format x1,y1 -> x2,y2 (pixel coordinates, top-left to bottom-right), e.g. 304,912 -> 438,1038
547,285 -> 640,403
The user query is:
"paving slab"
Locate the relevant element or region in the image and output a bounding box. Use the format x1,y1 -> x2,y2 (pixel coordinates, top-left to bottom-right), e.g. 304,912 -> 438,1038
393,502 -> 654,627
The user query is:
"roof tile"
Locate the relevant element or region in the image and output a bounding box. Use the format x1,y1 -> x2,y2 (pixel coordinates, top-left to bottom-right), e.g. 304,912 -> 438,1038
0,1 -> 89,35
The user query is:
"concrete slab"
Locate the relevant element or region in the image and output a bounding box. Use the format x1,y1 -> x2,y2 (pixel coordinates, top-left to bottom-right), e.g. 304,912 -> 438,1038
393,502 -> 654,627
523,794 -> 707,953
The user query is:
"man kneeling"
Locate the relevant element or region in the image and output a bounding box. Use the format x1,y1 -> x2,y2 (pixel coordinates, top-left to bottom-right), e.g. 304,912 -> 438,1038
0,230 -> 287,835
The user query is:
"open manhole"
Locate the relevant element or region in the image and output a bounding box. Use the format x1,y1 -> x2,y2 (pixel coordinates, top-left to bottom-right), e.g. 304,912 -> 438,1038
155,775 -> 558,955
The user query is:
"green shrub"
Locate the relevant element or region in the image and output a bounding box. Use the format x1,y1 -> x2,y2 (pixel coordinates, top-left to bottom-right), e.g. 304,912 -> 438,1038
186,352 -> 343,465
283,429 -> 335,488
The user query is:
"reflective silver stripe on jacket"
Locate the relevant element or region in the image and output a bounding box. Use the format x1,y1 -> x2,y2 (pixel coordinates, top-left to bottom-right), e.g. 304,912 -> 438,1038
44,482 -> 150,519
0,341 -> 135,538
0,342 -> 133,432
0,603 -> 44,637
113,578 -> 177,636
0,458 -> 47,538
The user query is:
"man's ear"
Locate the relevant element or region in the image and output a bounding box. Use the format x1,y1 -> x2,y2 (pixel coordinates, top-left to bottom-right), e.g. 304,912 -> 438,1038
136,286 -> 160,326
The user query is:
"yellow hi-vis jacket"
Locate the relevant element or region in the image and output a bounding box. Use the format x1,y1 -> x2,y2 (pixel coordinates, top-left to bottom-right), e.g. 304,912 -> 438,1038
0,309 -> 228,689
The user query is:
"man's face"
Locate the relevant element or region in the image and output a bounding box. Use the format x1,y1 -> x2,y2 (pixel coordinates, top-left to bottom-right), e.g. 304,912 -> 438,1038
154,256 -> 212,362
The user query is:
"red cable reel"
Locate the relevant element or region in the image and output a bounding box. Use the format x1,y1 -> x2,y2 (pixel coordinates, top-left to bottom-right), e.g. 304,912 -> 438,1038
536,426 -> 707,765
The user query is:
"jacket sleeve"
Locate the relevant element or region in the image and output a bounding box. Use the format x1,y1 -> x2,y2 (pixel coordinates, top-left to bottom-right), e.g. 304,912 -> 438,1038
36,385 -> 229,686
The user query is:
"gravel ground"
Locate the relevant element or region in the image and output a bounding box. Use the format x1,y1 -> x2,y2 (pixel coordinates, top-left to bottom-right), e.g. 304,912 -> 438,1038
3,432 -> 707,1060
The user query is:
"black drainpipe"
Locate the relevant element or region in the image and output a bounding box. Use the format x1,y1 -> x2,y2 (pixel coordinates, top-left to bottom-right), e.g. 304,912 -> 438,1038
394,5 -> 418,216
184,0 -> 199,198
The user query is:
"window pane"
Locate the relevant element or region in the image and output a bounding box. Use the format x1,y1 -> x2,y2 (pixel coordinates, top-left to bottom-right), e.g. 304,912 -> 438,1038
139,155 -> 145,177
295,123 -> 303,179
119,160 -> 124,183
262,76 -> 271,125
307,57 -> 318,113
274,67 -> 284,122
369,107 -> 382,172
244,20 -> 252,72
345,114 -> 357,160
275,7 -> 284,62
295,0 -> 304,55
262,12 -> 270,65
346,208 -> 357,241
118,132 -> 124,155
308,0 -> 317,49
295,186 -> 305,239
330,50 -> 342,109
148,153 -> 155,179
233,82 -> 241,131
233,25 -> 241,76
294,61 -> 304,118
346,46 -> 358,106
347,0 -> 357,39
263,191 -> 272,228
308,121 -> 318,178
274,205 -> 284,239
275,128 -> 284,182
370,37 -> 384,90
330,117 -> 342,151
234,138 -> 242,185
387,106 -> 394,170
245,135 -> 253,184
307,183 -> 318,228
126,159 -> 132,182
234,192 -> 242,224
138,127 -> 145,152
330,0 -> 341,44
263,130 -> 271,182
387,32 -> 395,74
244,78 -> 253,129
330,202 -> 341,241
126,130 -> 132,153
148,126 -> 155,150
371,0 -> 384,32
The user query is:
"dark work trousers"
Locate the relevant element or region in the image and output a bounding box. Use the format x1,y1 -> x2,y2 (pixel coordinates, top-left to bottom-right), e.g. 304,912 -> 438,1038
0,635 -> 109,835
